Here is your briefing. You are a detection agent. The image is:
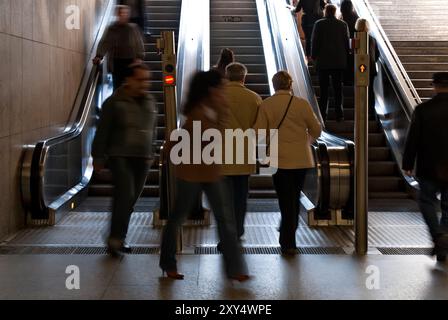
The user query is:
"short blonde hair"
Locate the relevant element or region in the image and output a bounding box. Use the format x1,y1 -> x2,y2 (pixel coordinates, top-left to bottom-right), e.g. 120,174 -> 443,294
355,18 -> 370,32
272,71 -> 293,91
226,62 -> 248,82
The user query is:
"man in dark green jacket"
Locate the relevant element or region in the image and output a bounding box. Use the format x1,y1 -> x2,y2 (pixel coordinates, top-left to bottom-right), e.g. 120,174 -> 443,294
92,63 -> 157,256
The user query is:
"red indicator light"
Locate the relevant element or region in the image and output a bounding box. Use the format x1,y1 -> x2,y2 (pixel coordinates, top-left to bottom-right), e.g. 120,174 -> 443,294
164,75 -> 175,85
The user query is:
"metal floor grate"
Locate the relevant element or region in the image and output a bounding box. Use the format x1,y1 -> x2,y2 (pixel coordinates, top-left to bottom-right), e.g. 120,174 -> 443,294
0,246 -> 160,255
194,246 -> 346,255
377,247 -> 434,255
1,246 -> 435,256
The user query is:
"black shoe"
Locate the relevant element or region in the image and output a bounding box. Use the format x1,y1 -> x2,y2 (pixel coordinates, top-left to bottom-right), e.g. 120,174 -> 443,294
437,254 -> 447,262
107,238 -> 124,257
120,243 -> 132,253
216,242 -> 223,253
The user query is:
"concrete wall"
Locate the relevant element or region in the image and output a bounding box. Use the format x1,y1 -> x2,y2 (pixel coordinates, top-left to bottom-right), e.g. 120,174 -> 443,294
0,0 -> 111,239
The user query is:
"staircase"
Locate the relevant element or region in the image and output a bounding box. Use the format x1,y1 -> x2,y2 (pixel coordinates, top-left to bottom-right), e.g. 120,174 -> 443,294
89,0 -> 182,197
309,65 -> 409,199
210,0 -> 274,198
368,0 -> 448,102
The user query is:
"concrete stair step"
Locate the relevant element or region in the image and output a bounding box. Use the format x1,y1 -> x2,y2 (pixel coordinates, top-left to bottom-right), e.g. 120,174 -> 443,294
395,47 -> 448,55
391,41 -> 448,47
403,62 -> 448,71
398,55 -> 448,63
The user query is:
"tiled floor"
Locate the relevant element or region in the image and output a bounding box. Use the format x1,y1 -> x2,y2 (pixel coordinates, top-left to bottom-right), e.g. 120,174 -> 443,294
0,254 -> 448,300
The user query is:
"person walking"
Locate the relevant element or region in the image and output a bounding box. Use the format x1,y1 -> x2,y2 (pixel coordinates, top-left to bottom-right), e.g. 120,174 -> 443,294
218,62 -> 262,251
402,72 -> 448,262
159,70 -> 250,281
93,5 -> 145,90
254,71 -> 322,255
92,63 -> 157,257
311,4 -> 350,122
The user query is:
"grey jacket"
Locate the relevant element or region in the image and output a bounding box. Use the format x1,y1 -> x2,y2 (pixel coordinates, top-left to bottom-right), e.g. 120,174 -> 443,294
92,88 -> 158,165
96,22 -> 145,72
311,17 -> 350,70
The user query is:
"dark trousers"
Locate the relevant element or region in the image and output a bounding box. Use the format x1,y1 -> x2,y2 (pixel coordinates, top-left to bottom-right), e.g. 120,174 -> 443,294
109,157 -> 151,241
160,178 -> 248,277
225,175 -> 250,238
369,75 -> 376,113
302,23 -> 314,58
418,178 -> 448,241
272,169 -> 308,250
302,15 -> 318,57
112,58 -> 134,91
318,69 -> 344,121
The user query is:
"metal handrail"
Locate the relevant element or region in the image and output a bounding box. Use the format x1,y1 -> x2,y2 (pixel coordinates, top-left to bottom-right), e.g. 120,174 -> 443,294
20,0 -> 116,222
176,0 -> 210,125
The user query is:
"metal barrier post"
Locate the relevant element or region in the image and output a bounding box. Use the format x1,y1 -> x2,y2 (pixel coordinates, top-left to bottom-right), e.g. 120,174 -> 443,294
354,31 -> 370,255
154,31 -> 183,251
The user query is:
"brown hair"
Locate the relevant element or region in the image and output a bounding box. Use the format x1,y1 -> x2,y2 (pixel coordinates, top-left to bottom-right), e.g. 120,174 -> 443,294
324,4 -> 337,18
272,71 -> 293,91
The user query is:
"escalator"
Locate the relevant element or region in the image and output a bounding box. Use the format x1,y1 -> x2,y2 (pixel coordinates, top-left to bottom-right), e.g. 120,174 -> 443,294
308,64 -> 409,199
210,0 -> 275,198
206,0 -> 355,223
89,0 -> 182,197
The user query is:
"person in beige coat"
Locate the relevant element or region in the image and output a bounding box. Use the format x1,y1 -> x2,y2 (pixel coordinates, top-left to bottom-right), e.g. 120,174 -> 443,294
254,71 -> 322,255
219,63 -> 262,249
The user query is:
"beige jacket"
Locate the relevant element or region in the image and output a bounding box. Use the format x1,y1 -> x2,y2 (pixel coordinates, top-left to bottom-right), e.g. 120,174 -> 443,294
221,81 -> 262,176
254,90 -> 322,169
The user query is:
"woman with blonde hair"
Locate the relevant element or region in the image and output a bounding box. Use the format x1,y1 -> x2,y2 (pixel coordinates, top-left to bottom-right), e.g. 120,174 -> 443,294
254,71 -> 322,255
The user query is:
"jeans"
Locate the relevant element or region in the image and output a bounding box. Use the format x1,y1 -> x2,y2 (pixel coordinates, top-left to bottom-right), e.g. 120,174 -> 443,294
272,169 -> 308,250
109,157 -> 151,241
318,69 -> 344,121
160,178 -> 248,277
225,175 -> 250,238
418,178 -> 448,241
